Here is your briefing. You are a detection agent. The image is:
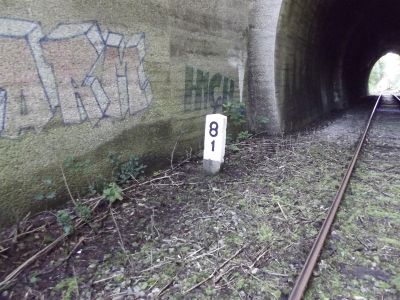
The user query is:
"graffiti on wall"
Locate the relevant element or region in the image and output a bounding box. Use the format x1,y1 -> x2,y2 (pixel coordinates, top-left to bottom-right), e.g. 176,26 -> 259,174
0,18 -> 152,138
184,66 -> 235,112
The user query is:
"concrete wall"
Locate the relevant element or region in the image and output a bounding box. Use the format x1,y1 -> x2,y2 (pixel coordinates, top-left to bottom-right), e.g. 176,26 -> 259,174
0,0 -> 249,226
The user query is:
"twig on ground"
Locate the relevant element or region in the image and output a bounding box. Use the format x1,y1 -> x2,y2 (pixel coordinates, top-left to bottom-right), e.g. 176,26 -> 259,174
0,198 -> 103,291
0,246 -> 9,255
94,274 -> 144,286
60,164 -> 77,206
185,246 -> 225,263
72,265 -> 80,298
263,270 -> 288,277
0,234 -> 66,291
214,265 -> 238,284
183,244 -> 247,295
249,247 -> 270,269
157,279 -> 176,297
139,260 -> 173,274
171,132 -> 183,170
39,236 -> 85,276
110,209 -> 133,267
0,224 -> 46,245
185,247 -> 204,258
355,236 -> 370,250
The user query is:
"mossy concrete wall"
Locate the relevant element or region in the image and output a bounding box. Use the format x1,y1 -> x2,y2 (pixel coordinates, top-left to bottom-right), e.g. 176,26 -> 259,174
0,0 -> 250,227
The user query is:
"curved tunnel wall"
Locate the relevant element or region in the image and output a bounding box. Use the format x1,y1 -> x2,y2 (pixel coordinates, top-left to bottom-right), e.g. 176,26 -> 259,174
250,0 -> 400,132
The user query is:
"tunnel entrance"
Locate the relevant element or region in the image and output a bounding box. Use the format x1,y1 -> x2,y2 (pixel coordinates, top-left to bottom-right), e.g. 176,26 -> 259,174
368,53 -> 400,95
249,0 -> 400,133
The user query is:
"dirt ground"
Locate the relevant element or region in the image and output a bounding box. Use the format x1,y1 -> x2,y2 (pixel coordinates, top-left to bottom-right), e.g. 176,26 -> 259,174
0,107 -> 399,299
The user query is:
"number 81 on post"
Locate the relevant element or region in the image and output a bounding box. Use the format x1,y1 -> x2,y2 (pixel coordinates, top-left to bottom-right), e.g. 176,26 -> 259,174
203,114 -> 227,170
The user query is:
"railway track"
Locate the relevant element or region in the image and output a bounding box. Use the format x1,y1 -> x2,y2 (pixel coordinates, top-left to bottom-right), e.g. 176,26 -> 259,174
289,94 -> 397,299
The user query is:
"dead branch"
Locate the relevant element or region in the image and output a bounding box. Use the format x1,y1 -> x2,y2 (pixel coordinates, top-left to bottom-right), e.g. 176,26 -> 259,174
0,198 -> 102,291
248,247 -> 269,269
0,224 -> 46,246
183,244 -> 247,295
157,278 -> 176,298
171,132 -> 183,170
60,164 -> 77,206
110,209 -> 134,268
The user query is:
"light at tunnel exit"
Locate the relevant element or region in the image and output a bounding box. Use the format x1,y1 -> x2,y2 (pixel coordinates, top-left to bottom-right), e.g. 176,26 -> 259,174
369,52 -> 400,95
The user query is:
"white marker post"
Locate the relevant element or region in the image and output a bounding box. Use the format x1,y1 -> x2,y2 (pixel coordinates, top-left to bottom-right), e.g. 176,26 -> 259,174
203,114 -> 227,175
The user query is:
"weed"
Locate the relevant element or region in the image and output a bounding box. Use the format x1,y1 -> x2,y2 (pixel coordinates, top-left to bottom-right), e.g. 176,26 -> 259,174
103,183 -> 123,204
57,210 -> 74,235
258,224 -> 273,242
29,272 -> 40,285
205,286 -> 216,296
34,191 -> 57,201
34,176 -> 57,201
108,153 -> 146,184
235,277 -> 246,290
75,201 -> 91,222
237,131 -> 252,142
223,101 -> 246,127
54,277 -> 79,300
391,274 -> 400,290
63,156 -> 91,175
227,144 -> 240,152
118,156 -> 146,183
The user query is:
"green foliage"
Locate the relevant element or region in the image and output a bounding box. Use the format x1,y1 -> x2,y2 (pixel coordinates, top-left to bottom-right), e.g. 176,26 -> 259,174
108,153 -> 146,184
42,176 -> 53,186
63,156 -> 91,174
223,101 -> 246,127
237,131 -> 252,142
87,175 -> 108,196
258,224 -> 273,242
34,176 -> 57,201
391,274 -> 400,290
34,191 -> 57,201
57,210 -> 73,235
103,183 -> 123,204
30,272 -> 40,285
369,53 -> 400,94
369,59 -> 384,93
227,144 -> 240,152
55,277 -> 79,300
75,202 -> 91,222
118,156 -> 146,183
257,116 -> 270,126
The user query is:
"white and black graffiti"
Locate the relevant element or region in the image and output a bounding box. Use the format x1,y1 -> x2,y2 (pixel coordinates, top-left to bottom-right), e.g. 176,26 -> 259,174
0,18 -> 152,138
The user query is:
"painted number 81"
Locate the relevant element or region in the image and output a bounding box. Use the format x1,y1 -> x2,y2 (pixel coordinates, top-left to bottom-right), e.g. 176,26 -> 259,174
209,121 -> 219,152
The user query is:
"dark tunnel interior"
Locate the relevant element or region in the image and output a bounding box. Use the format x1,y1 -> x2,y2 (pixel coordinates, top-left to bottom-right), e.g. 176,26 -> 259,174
275,0 -> 400,130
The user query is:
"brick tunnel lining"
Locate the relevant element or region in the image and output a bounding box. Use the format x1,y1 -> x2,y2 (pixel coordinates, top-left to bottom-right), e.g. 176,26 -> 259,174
274,0 -> 400,131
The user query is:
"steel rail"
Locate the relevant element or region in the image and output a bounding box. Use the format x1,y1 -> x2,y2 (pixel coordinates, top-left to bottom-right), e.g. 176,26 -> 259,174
289,94 -> 383,300
392,94 -> 400,104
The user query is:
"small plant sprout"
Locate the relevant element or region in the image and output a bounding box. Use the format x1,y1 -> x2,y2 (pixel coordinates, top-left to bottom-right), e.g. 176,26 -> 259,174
223,101 -> 247,127
75,201 -> 91,222
103,183 -> 124,204
237,131 -> 252,142
108,153 -> 147,184
57,210 -> 74,235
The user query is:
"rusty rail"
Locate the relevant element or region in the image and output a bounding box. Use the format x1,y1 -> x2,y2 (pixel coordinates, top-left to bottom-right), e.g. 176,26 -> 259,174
289,94 -> 383,300
392,94 -> 400,104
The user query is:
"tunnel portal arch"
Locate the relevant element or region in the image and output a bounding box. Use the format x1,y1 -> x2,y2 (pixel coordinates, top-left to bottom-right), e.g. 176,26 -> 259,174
249,0 -> 400,132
